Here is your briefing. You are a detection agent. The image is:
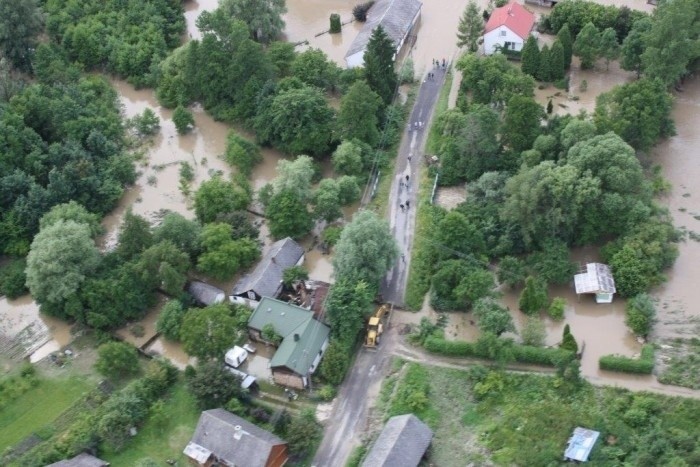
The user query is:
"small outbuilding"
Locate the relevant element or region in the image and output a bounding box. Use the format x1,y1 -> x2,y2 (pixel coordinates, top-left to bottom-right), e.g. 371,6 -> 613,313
47,453 -> 110,467
483,1 -> 535,55
188,281 -> 226,306
248,297 -> 330,389
564,427 -> 600,462
232,237 -> 305,302
362,414 -> 433,467
184,409 -> 288,467
345,0 -> 423,68
574,263 -> 616,304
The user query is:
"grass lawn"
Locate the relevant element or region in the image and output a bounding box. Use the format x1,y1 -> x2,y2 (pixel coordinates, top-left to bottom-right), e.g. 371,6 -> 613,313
101,381 -> 200,465
383,360 -> 700,466
0,376 -> 92,449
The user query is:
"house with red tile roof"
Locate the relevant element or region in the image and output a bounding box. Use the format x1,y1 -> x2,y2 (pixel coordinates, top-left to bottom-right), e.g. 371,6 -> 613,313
483,2 -> 535,55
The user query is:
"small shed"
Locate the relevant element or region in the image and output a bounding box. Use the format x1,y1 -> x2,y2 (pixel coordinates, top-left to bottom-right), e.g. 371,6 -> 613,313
362,414 -> 433,467
564,427 -> 600,462
188,281 -> 226,306
345,0 -> 423,68
574,263 -> 616,304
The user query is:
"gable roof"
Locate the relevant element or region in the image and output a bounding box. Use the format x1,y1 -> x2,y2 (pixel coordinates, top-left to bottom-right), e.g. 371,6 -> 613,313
362,414 -> 433,467
249,297 -> 330,375
346,0 -> 423,58
574,263 -> 616,295
484,2 -> 535,40
188,281 -> 225,306
47,453 -> 110,467
232,237 -> 304,299
186,409 -> 286,467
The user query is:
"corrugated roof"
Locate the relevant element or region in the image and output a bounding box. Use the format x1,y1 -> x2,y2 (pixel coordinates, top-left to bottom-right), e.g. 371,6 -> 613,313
232,237 -> 304,299
345,0 -> 423,58
362,414 -> 433,467
484,2 -> 535,40
249,297 -> 330,375
574,263 -> 616,295
188,281 -> 225,306
47,453 -> 110,467
564,427 -> 600,462
187,409 -> 286,467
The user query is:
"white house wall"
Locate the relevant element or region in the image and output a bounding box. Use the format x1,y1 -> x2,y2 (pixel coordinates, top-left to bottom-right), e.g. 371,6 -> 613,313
483,25 -> 526,55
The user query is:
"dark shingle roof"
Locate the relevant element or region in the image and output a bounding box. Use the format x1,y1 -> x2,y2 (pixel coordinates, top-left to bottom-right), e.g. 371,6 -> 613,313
186,409 -> 286,467
232,237 -> 304,299
346,0 -> 423,58
188,281 -> 225,305
248,297 -> 330,376
362,414 -> 433,467
47,453 -> 110,467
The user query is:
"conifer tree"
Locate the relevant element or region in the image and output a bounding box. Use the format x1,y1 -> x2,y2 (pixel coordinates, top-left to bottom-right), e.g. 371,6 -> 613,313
550,40 -> 566,81
574,22 -> 601,70
364,25 -> 398,106
599,27 -> 620,70
557,23 -> 573,69
537,44 -> 552,82
456,0 -> 484,52
519,276 -> 549,315
560,324 -> 579,353
520,35 -> 540,77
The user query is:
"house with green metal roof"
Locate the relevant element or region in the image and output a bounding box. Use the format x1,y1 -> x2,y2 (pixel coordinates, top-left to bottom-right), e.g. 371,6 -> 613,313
248,297 -> 330,389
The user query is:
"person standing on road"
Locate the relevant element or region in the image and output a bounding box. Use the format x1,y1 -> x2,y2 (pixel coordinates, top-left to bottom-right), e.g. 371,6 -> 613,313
406,174 -> 410,182
406,200 -> 410,209
400,203 -> 405,212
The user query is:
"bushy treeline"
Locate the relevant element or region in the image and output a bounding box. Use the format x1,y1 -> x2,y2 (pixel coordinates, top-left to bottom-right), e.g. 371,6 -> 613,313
43,0 -> 185,87
542,0 -> 647,39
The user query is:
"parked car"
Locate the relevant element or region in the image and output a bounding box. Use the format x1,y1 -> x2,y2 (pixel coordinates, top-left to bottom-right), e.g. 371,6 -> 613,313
224,346 -> 248,368
225,366 -> 258,390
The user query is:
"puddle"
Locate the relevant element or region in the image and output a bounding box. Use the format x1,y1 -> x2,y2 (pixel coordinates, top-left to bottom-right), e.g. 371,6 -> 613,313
144,336 -> 195,370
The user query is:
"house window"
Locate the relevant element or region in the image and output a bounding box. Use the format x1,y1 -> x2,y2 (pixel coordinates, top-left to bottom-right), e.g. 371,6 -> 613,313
500,30 -> 507,36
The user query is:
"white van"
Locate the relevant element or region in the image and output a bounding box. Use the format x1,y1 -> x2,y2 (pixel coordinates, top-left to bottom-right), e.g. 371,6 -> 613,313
224,346 -> 248,368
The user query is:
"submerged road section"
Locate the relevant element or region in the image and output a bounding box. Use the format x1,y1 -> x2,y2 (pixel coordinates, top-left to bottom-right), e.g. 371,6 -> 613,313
312,64 -> 448,467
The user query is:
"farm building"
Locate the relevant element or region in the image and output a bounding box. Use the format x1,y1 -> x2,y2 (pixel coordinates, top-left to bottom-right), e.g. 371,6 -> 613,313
345,0 -> 422,68
564,427 -> 600,462
483,1 -> 535,55
362,414 -> 433,467
188,281 -> 226,306
574,263 -> 616,304
231,237 -> 304,302
184,409 -> 288,467
248,297 -> 330,389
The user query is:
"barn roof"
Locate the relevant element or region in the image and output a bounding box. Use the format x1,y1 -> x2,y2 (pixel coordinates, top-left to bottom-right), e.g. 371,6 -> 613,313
345,0 -> 423,58
232,237 -> 304,299
362,414 -> 433,467
185,409 -> 286,467
574,263 -> 616,295
484,2 -> 535,39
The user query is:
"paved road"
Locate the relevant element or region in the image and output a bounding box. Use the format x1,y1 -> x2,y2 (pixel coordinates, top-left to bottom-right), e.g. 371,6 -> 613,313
311,65 -> 448,467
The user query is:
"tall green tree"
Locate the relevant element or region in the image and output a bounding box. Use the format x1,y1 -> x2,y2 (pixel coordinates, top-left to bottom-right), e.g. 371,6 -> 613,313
502,96 -> 544,153
216,0 -> 287,43
594,79 -> 675,152
573,22 -> 601,69
457,53 -> 536,109
518,276 -> 548,315
456,1 -> 483,52
625,294 -> 656,337
435,210 -> 486,259
197,223 -> 260,280
325,279 -> 373,345
313,179 -> 343,222
181,304 -> 238,361
336,80 -> 382,147
194,175 -> 251,223
520,36 -> 540,78
473,298 -> 516,337
599,27 -> 620,70
266,189 -> 314,239
272,155 -> 315,203
291,48 -> 341,91
642,0 -> 700,86
332,210 -> 398,285
0,0 -> 43,71
550,40 -> 566,81
153,212 -> 202,260
25,220 -> 100,312
156,299 -> 186,341
557,23 -> 573,70
332,140 -> 364,176
116,210 -> 153,261
537,44 -> 552,82
187,361 -> 241,409
39,201 -> 102,238
363,25 -> 398,106
620,17 -> 652,78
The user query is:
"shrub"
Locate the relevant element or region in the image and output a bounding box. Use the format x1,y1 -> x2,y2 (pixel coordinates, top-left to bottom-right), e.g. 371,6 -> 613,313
173,105 -> 194,134
521,317 -> 546,346
320,341 -> 351,385
548,297 -> 566,320
322,225 -> 343,246
95,341 -> 140,379
399,58 -> 415,84
318,384 -> 337,401
0,258 -> 29,299
261,323 -> 283,346
330,13 -> 341,33
519,276 -> 549,314
223,132 -> 262,176
560,324 -> 578,353
625,294 -> 656,337
352,1 -> 375,22
599,344 -> 655,374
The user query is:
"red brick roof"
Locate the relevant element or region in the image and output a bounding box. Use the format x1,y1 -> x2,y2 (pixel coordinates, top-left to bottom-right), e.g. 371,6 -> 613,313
484,2 -> 535,40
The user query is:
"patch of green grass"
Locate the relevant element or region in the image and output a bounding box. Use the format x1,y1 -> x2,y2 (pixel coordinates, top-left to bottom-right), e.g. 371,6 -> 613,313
658,338 -> 700,389
346,444 -> 368,467
0,376 -> 92,448
404,72 -> 453,311
101,381 -> 200,465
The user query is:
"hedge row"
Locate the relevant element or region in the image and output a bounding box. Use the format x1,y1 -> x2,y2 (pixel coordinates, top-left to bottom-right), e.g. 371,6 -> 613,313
599,344 -> 655,374
424,336 -> 574,367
